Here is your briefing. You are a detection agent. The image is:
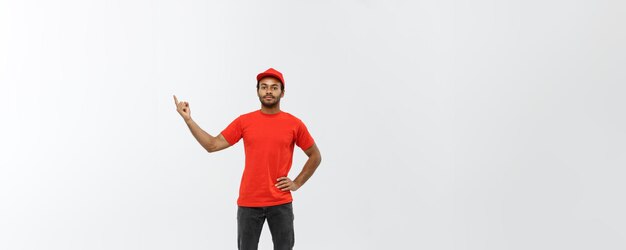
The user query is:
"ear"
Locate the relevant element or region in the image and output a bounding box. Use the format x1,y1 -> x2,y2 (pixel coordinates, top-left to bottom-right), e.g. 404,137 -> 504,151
280,90 -> 285,98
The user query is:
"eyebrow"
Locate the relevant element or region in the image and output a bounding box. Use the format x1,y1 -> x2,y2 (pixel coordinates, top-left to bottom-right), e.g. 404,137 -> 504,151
260,83 -> 280,87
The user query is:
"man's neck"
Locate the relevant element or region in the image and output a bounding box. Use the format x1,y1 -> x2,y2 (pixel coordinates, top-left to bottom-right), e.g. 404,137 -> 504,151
260,105 -> 281,114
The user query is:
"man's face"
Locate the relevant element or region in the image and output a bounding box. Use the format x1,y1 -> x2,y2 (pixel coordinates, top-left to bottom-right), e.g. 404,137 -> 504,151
257,76 -> 284,108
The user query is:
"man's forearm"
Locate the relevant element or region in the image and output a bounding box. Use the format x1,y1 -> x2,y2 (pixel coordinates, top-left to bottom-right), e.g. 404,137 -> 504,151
185,118 -> 216,152
293,154 -> 322,189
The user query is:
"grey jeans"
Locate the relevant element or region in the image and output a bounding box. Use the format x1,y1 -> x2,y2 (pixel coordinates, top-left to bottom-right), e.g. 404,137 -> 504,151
237,202 -> 295,250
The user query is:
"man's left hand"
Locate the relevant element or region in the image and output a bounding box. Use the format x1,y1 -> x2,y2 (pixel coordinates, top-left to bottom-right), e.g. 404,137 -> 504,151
275,177 -> 299,192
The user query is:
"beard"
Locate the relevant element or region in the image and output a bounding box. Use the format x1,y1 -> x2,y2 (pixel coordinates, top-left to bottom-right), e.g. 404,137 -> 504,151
259,95 -> 281,108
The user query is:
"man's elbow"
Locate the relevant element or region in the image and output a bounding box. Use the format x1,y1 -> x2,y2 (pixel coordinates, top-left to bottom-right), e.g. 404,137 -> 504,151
204,142 -> 219,153
206,141 -> 230,153
314,152 -> 322,165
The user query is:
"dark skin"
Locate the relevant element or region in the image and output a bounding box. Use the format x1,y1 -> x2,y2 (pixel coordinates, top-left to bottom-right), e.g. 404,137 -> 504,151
173,76 -> 322,192
276,143 -> 321,191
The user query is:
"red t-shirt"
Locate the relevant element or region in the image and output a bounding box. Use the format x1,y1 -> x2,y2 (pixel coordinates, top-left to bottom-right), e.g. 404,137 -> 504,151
220,110 -> 315,207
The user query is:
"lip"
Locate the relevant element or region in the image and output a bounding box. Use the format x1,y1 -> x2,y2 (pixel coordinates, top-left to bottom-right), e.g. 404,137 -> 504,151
264,96 -> 274,99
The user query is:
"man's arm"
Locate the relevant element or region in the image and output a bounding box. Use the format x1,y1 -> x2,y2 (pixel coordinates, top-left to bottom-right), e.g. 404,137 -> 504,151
276,143 -> 322,191
184,119 -> 231,153
174,95 -> 231,153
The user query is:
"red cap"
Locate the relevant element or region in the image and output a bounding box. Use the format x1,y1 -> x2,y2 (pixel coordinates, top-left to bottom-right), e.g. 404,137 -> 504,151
256,68 -> 285,87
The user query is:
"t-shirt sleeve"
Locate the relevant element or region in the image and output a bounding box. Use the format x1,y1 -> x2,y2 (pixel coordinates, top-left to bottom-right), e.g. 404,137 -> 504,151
220,116 -> 243,145
296,120 -> 315,150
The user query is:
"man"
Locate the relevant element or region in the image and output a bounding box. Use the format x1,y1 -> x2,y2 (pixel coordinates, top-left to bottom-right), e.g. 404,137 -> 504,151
173,68 -> 322,250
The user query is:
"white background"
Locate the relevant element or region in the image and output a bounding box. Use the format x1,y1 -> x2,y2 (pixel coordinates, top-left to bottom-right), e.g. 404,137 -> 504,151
1,0 -> 625,249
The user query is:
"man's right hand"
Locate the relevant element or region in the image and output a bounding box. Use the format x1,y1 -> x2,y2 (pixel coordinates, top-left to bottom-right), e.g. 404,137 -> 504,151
173,95 -> 192,121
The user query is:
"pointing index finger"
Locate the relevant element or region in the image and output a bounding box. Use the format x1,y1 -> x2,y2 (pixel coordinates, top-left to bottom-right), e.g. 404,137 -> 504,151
173,95 -> 179,105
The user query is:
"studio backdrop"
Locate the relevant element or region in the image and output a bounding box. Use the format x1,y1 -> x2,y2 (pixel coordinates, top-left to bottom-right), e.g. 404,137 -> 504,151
1,0 -> 624,249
